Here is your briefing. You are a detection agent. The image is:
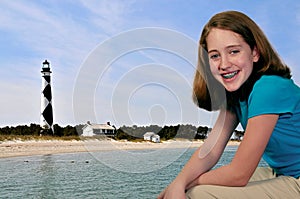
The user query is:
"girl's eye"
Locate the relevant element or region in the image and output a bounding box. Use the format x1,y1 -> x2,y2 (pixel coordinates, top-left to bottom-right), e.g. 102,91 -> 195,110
230,50 -> 240,54
209,54 -> 220,60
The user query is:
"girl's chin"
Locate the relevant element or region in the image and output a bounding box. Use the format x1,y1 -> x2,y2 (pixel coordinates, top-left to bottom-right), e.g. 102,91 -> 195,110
224,86 -> 240,92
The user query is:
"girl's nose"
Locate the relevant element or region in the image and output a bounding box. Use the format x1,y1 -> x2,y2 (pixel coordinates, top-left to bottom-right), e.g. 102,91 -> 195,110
219,56 -> 231,71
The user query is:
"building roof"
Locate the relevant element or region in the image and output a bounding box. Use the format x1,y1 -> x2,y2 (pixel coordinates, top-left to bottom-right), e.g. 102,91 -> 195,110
83,123 -> 115,130
143,132 -> 158,137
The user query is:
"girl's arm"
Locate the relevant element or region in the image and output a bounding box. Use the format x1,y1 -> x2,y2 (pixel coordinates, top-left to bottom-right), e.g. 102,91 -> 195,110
194,114 -> 279,187
158,109 -> 238,199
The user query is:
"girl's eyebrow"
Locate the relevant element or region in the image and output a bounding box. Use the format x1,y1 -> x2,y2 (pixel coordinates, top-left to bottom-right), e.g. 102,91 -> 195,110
207,49 -> 218,54
226,44 -> 242,49
207,44 -> 242,54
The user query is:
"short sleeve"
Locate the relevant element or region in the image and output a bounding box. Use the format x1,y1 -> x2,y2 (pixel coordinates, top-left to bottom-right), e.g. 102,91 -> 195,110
248,76 -> 299,118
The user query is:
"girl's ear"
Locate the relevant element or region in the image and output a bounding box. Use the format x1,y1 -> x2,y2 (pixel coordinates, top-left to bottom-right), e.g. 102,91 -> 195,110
252,46 -> 260,62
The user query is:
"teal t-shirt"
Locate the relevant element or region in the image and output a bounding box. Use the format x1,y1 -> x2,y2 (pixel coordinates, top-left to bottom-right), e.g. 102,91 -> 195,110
235,75 -> 300,178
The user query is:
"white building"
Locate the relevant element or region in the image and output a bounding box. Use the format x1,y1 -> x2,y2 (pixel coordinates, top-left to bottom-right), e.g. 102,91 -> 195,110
230,131 -> 243,141
82,121 -> 116,136
151,134 -> 160,143
143,132 -> 160,143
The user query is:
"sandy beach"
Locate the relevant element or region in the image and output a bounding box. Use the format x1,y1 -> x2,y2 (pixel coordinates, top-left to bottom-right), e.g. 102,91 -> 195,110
0,139 -> 240,158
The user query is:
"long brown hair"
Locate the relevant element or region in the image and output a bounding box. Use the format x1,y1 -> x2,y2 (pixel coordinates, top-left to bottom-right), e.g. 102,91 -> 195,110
193,10 -> 291,111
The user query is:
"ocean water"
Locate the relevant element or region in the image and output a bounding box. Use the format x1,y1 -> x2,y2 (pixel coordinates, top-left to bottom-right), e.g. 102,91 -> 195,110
0,146 -> 267,199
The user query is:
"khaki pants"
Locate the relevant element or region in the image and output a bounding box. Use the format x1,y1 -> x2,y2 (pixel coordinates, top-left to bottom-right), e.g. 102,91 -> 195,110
186,167 -> 300,199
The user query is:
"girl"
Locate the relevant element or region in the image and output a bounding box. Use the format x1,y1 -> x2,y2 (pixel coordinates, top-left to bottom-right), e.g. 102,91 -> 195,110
158,11 -> 300,199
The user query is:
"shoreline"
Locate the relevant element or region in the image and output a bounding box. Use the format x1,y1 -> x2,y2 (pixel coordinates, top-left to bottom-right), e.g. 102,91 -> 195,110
0,139 -> 240,159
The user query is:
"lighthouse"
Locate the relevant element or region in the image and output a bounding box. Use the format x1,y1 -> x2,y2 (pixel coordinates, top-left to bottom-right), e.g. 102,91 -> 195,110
40,60 -> 54,133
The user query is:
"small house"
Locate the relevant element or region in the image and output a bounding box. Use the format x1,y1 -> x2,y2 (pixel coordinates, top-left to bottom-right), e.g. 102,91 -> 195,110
82,121 -> 116,136
230,130 -> 244,141
151,134 -> 160,143
143,132 -> 160,143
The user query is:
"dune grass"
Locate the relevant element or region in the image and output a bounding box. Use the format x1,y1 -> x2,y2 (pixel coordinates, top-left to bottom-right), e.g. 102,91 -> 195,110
0,135 -> 81,142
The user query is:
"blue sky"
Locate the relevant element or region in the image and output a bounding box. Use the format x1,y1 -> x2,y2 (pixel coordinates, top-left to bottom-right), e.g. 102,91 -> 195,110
1,0 -> 300,128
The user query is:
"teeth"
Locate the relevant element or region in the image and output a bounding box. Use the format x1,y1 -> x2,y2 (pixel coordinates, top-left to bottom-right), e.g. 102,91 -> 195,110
222,71 -> 238,79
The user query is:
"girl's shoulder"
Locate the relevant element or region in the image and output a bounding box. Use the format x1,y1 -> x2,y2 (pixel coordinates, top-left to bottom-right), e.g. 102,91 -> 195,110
256,75 -> 291,84
253,75 -> 299,93
247,75 -> 300,118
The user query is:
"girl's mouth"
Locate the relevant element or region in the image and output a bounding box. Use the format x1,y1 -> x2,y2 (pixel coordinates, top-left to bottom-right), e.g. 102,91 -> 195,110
221,71 -> 239,79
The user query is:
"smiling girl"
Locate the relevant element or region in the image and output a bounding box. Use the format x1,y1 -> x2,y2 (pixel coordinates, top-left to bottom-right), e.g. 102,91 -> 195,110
158,11 -> 300,199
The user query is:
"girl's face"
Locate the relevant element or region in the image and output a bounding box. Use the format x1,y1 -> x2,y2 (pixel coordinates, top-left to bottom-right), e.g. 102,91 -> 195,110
206,28 -> 259,92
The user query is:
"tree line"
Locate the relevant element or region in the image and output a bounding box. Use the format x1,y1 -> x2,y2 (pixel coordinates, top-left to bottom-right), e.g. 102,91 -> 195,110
0,124 -> 83,137
0,123 -> 244,141
115,124 -> 210,140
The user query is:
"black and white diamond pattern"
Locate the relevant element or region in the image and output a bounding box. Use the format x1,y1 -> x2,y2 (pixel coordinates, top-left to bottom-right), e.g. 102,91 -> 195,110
41,81 -> 53,127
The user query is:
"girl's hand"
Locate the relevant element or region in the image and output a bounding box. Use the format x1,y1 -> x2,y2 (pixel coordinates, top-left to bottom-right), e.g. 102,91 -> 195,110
157,181 -> 186,199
